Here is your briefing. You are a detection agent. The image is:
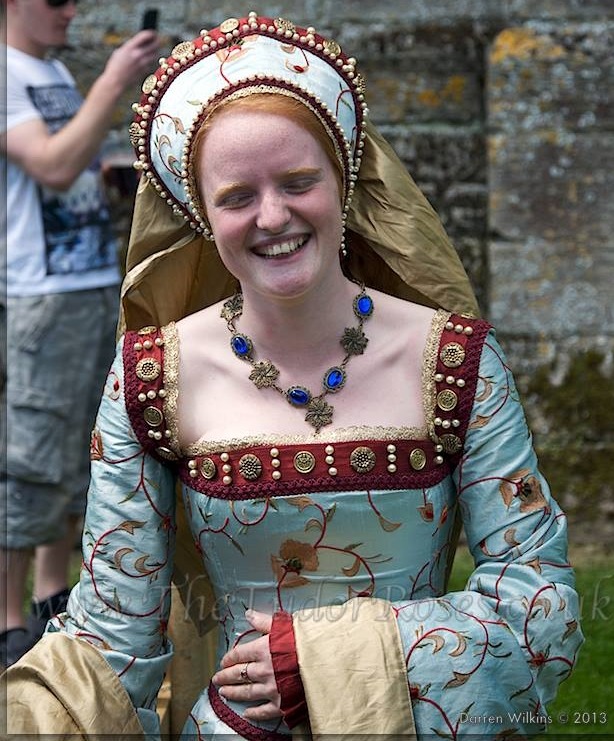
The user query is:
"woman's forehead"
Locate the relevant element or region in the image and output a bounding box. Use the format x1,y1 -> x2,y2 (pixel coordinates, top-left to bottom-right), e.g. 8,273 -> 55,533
198,112 -> 330,176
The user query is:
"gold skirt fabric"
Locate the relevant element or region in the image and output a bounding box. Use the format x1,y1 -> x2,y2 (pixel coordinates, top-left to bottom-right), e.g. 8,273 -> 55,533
1,633 -> 144,738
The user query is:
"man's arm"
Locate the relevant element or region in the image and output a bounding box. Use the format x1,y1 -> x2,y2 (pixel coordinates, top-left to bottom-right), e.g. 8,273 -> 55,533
3,30 -> 159,191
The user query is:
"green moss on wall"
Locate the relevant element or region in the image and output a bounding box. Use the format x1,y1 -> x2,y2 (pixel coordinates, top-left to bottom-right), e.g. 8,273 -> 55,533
529,351 -> 613,441
526,351 -> 613,533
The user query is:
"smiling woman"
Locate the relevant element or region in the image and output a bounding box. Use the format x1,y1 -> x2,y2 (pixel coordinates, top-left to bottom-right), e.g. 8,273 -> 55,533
193,105 -> 345,308
3,10 -> 583,741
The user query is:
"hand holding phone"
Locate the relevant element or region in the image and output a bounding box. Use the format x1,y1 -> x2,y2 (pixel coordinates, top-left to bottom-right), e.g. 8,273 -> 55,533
142,8 -> 159,31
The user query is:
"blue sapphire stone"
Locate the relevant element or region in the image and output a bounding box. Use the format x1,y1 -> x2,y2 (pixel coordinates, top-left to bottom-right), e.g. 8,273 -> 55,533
287,387 -> 311,406
231,334 -> 251,357
324,367 -> 346,391
355,294 -> 374,318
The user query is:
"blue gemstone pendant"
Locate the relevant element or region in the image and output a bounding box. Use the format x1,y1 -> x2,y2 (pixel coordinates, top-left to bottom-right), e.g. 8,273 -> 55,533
354,292 -> 374,319
323,366 -> 347,393
230,333 -> 253,358
287,386 -> 312,407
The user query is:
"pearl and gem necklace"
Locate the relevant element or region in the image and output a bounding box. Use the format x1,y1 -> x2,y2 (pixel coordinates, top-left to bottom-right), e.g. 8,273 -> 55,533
221,286 -> 374,433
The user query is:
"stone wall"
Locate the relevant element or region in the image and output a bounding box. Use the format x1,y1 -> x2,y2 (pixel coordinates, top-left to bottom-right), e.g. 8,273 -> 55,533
61,2 -> 614,543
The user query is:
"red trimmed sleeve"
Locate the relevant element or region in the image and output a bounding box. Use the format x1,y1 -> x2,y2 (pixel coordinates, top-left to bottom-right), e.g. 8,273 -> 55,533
270,611 -> 307,728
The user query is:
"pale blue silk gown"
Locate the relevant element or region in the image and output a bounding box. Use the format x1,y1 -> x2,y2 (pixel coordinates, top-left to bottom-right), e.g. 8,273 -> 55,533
49,310 -> 583,739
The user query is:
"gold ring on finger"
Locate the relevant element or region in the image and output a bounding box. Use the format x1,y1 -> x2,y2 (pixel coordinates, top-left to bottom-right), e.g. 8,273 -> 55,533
239,661 -> 253,684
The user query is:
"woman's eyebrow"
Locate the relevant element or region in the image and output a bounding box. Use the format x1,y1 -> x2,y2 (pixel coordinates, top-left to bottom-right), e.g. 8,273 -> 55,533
281,167 -> 323,180
212,181 -> 248,203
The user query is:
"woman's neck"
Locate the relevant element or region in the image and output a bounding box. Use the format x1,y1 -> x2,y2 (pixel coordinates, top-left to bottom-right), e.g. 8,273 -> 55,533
237,276 -> 359,366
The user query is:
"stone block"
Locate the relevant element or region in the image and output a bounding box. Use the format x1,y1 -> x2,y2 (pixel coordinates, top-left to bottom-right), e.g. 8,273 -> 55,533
452,236 -> 489,315
488,239 -> 614,338
489,130 -> 614,243
365,69 -> 482,125
489,23 -> 614,133
428,190 -> 488,309
331,0 -> 614,23
442,183 -> 488,239
495,333 -> 614,391
382,126 -> 486,195
379,127 -> 488,310
183,2 -> 327,31
505,0 -> 614,21
320,0 -> 506,24
339,23 -> 484,124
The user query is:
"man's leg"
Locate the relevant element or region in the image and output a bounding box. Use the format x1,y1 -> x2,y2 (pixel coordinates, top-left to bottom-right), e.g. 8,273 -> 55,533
0,546 -> 32,631
1,294 -> 85,665
0,546 -> 33,667
27,514 -> 81,642
31,514 -> 81,603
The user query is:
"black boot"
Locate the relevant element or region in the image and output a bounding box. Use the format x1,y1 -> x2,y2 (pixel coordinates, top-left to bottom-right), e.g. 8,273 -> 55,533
26,587 -> 71,644
0,627 -> 34,669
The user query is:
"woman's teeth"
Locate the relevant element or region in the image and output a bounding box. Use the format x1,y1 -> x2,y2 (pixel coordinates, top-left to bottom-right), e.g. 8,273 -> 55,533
257,236 -> 307,258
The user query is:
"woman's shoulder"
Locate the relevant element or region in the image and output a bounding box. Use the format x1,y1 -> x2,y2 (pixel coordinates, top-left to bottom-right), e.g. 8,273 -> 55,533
367,289 -> 438,349
370,288 -> 437,323
378,291 -> 492,346
175,299 -> 229,344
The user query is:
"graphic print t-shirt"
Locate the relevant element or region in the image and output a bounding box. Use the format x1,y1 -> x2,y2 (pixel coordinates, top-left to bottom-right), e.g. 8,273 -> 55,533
2,46 -> 120,296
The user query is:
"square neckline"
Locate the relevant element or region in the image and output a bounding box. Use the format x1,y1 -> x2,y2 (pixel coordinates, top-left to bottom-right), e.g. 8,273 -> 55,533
158,309 -> 451,457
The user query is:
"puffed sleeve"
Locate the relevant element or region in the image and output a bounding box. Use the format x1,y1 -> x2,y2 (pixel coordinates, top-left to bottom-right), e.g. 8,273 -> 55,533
46,335 -> 177,736
273,329 -> 584,739
385,330 -> 584,737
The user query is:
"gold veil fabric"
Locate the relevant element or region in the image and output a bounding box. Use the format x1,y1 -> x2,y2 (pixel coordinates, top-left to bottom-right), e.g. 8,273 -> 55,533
119,118 -> 479,335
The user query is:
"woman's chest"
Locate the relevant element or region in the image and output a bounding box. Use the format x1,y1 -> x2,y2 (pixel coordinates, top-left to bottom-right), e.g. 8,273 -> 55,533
181,477 -> 459,607
179,338 -> 426,444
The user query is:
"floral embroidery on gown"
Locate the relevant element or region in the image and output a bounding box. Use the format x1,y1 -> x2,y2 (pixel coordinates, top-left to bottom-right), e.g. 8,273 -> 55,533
49,310 -> 583,739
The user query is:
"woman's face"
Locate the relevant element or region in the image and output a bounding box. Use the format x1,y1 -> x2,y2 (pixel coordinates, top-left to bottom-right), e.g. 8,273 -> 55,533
196,108 -> 344,302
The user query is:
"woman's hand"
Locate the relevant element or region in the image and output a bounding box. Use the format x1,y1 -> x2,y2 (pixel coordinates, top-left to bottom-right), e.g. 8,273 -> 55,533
211,609 -> 282,722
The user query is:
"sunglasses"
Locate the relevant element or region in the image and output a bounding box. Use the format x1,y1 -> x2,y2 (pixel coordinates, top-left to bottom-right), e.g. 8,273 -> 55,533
46,0 -> 79,7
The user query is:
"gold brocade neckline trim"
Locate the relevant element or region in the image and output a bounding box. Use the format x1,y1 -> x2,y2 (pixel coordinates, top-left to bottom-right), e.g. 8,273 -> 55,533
160,310 -> 451,457
185,424 -> 428,457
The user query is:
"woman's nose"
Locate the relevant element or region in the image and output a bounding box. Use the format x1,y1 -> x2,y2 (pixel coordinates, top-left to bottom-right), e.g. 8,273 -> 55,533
256,191 -> 290,233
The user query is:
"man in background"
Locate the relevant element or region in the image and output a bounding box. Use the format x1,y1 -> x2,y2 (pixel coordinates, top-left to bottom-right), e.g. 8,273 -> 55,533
0,0 -> 160,667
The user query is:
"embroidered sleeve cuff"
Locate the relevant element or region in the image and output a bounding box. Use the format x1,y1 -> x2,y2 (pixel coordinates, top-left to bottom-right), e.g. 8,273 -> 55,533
270,611 -> 307,729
